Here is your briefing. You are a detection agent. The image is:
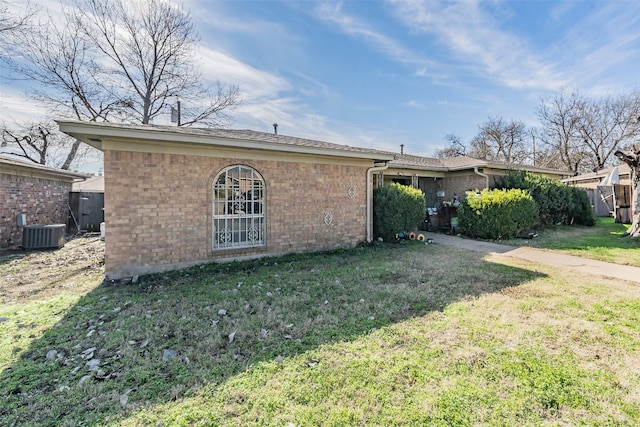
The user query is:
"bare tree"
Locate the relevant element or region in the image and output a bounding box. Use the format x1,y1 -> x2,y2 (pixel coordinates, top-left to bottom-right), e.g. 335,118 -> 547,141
536,90 -> 588,175
72,0 -> 239,126
468,117 -> 530,163
615,145 -> 640,237
578,92 -> 640,172
0,0 -> 35,36
4,0 -> 239,169
1,122 -> 99,170
436,134 -> 466,158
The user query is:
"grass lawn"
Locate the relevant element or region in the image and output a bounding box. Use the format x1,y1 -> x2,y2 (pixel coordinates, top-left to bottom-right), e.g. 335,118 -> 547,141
502,216 -> 640,267
1,236 -> 639,426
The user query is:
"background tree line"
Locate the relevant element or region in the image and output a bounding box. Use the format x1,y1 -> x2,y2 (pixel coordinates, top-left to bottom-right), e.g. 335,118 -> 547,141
1,0 -> 239,170
438,90 -> 640,175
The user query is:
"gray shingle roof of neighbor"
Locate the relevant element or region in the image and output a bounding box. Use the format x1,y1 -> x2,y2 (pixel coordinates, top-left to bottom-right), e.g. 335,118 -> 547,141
0,154 -> 87,181
562,163 -> 631,182
71,175 -> 104,192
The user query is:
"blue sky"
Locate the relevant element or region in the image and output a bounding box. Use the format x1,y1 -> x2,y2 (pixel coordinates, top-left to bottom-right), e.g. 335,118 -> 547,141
2,0 -> 640,166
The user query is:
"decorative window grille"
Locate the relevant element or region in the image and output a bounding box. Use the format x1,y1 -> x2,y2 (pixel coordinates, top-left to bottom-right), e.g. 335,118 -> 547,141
212,165 -> 265,249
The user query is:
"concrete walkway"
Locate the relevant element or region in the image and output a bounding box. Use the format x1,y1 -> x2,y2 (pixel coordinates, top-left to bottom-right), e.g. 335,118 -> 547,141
422,232 -> 640,284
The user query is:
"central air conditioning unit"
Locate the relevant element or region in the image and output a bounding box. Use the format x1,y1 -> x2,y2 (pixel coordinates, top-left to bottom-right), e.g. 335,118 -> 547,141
22,224 -> 66,249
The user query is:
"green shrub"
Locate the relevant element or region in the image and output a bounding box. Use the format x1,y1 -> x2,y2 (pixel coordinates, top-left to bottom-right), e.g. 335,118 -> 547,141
498,171 -> 595,226
458,188 -> 539,240
373,183 -> 425,241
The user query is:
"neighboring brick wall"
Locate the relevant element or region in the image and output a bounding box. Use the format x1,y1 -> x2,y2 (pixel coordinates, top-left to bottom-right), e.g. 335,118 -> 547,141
0,172 -> 72,247
104,151 -> 369,278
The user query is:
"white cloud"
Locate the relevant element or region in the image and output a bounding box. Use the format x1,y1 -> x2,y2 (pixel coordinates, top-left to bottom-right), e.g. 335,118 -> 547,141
388,0 -> 568,91
314,2 -> 441,74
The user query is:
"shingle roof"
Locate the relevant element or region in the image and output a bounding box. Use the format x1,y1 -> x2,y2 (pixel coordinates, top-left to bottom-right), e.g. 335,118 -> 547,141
72,175 -> 104,192
562,163 -> 631,182
390,154 -> 446,169
57,121 -> 396,160
0,155 -> 87,181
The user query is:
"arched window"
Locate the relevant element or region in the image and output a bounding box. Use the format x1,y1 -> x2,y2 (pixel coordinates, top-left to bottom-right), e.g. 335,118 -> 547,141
212,165 -> 265,249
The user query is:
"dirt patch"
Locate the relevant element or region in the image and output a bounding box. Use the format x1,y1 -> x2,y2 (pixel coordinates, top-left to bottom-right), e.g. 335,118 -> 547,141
0,235 -> 105,303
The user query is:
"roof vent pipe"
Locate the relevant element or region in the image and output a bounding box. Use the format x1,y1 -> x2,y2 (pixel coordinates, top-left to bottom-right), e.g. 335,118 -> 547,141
273,123 -> 278,135
400,144 -> 404,154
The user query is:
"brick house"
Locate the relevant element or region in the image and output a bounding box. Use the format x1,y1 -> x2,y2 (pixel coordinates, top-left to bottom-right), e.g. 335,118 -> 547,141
0,155 -> 86,248
58,121 -> 568,279
386,154 -> 568,208
58,121 -> 395,279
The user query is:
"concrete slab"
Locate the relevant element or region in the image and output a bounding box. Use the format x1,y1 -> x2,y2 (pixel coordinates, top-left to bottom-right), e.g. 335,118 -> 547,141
421,232 -> 640,284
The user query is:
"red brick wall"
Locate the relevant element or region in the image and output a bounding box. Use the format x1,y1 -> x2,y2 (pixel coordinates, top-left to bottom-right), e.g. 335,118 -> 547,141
0,172 -> 72,247
103,151 -> 369,278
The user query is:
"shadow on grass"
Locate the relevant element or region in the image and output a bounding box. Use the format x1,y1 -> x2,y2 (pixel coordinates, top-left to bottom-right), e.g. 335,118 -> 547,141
0,243 -> 546,426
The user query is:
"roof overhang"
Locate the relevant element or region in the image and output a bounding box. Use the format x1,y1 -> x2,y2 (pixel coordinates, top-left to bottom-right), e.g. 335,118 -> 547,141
0,155 -> 87,182
57,120 -> 396,162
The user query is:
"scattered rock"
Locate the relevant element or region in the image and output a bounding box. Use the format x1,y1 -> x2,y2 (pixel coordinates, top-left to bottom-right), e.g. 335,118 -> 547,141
285,324 -> 294,328
306,359 -> 319,368
140,339 -> 149,348
127,340 -> 137,345
228,331 -> 236,343
86,359 -> 101,371
82,347 -> 97,356
266,292 -> 273,297
78,375 -> 91,386
360,299 -> 365,303
324,300 -> 329,305
275,355 -> 284,363
132,275 -> 139,283
217,309 -> 227,316
113,307 -> 121,313
119,393 -> 128,408
58,385 -> 70,392
86,330 -> 95,338
368,316 -> 375,320
0,317 -> 9,322
162,349 -> 177,362
94,370 -> 111,380
183,356 -> 190,365
284,335 -> 292,339
46,350 -> 57,361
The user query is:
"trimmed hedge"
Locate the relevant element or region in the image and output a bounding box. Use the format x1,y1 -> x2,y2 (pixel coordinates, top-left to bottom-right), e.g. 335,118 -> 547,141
373,183 -> 425,241
458,188 -> 539,240
497,171 -> 595,226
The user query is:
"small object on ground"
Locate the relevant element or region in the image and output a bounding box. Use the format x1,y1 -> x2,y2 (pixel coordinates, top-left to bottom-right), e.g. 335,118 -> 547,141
517,230 -> 539,239
162,349 -> 177,362
217,309 -> 227,316
275,355 -> 284,363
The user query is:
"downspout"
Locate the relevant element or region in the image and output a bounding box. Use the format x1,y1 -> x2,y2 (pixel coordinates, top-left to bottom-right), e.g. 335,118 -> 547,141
474,167 -> 489,190
366,162 -> 389,242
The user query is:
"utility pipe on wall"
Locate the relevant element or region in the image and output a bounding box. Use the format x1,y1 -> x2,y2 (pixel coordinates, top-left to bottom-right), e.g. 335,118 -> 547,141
366,162 -> 389,242
474,167 -> 489,190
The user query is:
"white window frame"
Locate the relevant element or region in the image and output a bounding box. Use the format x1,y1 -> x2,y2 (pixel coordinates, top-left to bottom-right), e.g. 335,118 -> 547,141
212,165 -> 265,250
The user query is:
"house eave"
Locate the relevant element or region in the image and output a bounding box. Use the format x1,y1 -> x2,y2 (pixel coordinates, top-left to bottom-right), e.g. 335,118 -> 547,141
56,120 -> 395,162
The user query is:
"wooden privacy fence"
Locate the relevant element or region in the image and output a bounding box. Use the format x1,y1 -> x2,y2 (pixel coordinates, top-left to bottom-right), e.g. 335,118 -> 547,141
614,184 -> 631,224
